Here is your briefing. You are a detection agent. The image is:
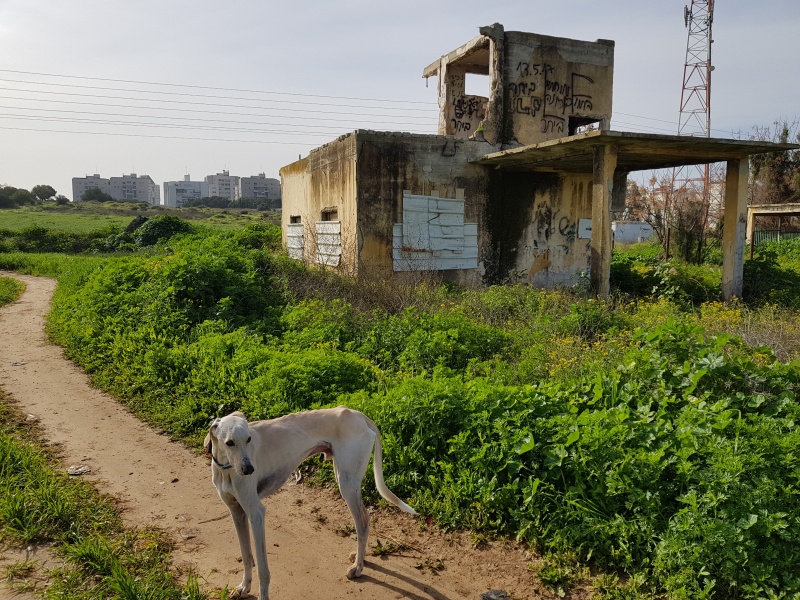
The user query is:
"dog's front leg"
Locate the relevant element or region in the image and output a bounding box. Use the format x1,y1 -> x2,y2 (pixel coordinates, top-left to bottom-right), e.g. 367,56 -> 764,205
246,501 -> 270,600
223,497 -> 255,598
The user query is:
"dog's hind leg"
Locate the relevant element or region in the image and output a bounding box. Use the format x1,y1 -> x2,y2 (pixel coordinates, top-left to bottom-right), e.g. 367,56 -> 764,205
333,435 -> 374,579
221,494 -> 255,598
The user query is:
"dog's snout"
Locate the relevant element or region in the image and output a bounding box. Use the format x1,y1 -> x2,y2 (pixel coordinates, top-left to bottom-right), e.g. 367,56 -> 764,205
242,461 -> 254,476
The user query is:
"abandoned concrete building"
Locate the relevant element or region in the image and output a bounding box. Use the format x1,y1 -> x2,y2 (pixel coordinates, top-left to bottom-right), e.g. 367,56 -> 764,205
279,24 -> 797,299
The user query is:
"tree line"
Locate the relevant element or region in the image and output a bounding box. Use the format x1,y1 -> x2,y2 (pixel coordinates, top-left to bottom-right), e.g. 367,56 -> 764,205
0,184 -> 67,208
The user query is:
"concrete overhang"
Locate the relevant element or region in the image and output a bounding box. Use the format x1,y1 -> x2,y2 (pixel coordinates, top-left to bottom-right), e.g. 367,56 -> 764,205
423,34 -> 491,78
473,130 -> 800,173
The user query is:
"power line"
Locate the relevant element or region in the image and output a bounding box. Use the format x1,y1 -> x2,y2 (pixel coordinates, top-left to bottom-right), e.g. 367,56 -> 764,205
0,68 -> 435,106
0,104 -> 433,132
0,85 -> 438,120
0,113 -> 429,137
0,113 -> 347,136
615,110 -> 742,138
0,95 -> 436,127
0,125 -> 321,145
0,77 -> 440,113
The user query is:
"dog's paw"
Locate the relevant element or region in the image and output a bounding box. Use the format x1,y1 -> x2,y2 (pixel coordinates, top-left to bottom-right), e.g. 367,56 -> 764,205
346,553 -> 363,579
230,583 -> 250,599
346,564 -> 363,579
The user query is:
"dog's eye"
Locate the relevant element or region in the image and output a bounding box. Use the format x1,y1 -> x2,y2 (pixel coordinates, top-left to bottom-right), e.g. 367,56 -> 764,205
225,440 -> 234,447
247,437 -> 251,444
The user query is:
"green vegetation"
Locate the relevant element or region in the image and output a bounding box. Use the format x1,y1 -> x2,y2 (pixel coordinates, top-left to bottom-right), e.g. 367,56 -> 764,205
0,391 -> 206,599
1,216 -> 799,598
0,276 -> 25,306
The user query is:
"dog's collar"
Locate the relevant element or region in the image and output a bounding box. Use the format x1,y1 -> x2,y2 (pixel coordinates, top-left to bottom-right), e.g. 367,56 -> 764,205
206,441 -> 233,470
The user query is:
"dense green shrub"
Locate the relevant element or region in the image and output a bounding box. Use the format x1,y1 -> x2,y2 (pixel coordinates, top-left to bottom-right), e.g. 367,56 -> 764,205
744,240 -> 800,307
229,222 -> 282,251
556,298 -> 625,340
0,224 -> 119,253
356,308 -> 511,373
351,321 -> 800,597
132,214 -> 193,246
278,298 -> 363,350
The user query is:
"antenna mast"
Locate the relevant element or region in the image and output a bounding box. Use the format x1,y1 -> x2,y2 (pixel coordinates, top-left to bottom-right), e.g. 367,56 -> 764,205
678,0 -> 714,139
672,0 -> 716,258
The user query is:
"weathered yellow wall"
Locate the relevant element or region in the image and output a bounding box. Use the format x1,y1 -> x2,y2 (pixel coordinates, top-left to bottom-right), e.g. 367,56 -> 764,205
279,134 -> 358,270
354,131 -> 491,284
521,173 -> 594,286
484,170 -> 594,286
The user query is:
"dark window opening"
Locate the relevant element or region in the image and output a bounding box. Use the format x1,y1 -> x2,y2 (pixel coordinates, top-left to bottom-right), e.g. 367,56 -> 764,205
321,209 -> 338,221
569,117 -> 602,136
290,215 -> 301,223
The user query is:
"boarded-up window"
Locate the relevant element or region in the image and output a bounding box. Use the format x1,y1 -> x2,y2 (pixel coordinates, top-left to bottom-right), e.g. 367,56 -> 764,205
316,220 -> 341,267
393,192 -> 478,271
287,223 -> 304,260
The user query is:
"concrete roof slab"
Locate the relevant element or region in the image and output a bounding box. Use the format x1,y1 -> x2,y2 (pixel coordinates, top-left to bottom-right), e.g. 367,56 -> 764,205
473,130 -> 800,173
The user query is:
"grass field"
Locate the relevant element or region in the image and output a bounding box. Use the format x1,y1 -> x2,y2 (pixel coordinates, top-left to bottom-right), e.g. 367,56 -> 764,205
0,202 -> 280,233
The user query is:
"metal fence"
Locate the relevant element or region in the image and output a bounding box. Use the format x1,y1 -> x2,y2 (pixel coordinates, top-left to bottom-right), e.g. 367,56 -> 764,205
752,230 -> 800,246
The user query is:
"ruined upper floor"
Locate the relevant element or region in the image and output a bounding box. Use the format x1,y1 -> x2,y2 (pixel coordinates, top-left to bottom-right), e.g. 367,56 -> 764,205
423,23 -> 615,147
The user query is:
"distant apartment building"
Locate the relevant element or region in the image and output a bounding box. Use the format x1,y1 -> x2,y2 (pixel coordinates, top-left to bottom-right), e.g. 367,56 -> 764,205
72,174 -> 111,202
239,173 -> 281,201
163,175 -> 210,208
72,173 -> 160,205
110,173 -> 160,205
204,170 -> 240,201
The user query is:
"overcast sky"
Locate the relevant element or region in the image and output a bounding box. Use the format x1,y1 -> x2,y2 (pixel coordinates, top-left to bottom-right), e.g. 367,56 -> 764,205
1,0 -> 797,200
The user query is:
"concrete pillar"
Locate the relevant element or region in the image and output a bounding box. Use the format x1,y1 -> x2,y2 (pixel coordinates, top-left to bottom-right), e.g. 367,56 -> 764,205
722,158 -> 749,300
611,171 -> 628,212
478,23 -> 505,145
590,144 -> 618,296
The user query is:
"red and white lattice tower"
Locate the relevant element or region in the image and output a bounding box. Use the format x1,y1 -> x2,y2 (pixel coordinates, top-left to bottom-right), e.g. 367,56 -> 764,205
673,1 -> 716,218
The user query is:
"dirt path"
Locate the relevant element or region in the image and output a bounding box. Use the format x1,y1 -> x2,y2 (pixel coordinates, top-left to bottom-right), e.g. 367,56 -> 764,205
0,273 -> 546,600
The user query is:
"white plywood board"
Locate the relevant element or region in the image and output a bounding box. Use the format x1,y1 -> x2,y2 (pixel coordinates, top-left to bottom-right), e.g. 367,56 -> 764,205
286,224 -> 304,260
315,221 -> 341,267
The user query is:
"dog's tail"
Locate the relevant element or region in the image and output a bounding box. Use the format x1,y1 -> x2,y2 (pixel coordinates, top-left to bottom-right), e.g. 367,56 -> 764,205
368,418 -> 418,515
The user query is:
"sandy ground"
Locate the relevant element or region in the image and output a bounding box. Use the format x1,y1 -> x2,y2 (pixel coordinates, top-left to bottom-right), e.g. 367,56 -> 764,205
0,272 -> 552,600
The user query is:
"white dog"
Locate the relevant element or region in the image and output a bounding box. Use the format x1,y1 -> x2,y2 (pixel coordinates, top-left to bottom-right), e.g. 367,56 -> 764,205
205,407 -> 417,599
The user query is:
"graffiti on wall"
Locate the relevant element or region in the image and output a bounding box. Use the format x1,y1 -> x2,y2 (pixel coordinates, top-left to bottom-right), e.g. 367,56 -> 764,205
447,72 -> 486,135
509,62 -> 596,135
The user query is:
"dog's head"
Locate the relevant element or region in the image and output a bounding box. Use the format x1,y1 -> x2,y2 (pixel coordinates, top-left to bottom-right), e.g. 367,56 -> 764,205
204,411 -> 255,476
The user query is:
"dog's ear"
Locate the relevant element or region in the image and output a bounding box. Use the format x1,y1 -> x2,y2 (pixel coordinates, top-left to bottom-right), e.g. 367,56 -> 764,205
204,418 -> 220,453
229,411 -> 247,420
